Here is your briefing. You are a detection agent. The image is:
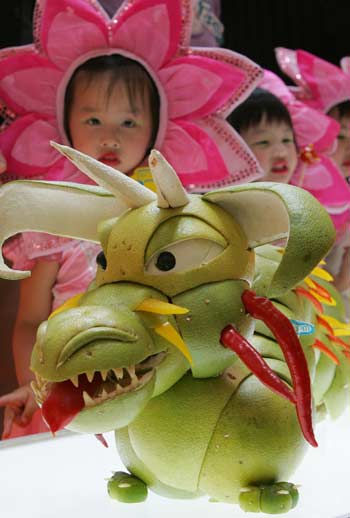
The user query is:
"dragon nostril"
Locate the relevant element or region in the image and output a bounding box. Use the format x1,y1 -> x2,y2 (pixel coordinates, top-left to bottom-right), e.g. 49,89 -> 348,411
96,251 -> 107,270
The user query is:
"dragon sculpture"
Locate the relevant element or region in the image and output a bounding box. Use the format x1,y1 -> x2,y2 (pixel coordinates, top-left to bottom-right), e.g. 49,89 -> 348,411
0,144 -> 349,514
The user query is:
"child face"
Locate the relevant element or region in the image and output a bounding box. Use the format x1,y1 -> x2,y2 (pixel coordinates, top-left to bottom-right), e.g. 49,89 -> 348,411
328,108 -> 350,182
240,116 -> 298,183
68,73 -> 153,175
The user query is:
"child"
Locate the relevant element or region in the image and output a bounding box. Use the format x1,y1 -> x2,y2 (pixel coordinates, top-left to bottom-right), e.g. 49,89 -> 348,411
275,48 -> 350,298
0,0 -> 263,438
275,48 -> 350,181
0,53 -> 159,439
327,101 -> 350,183
228,88 -> 298,184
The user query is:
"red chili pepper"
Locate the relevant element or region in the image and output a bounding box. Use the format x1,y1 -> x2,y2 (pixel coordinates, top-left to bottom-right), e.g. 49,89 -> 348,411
241,289 -> 318,448
220,325 -> 296,404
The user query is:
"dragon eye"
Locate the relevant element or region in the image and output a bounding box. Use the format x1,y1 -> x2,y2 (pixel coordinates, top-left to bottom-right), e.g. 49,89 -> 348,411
145,239 -> 225,275
96,251 -> 107,270
156,251 -> 176,271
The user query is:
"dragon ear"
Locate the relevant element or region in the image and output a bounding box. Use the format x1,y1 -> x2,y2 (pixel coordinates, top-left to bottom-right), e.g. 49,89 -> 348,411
51,142 -> 156,207
148,150 -> 190,208
203,182 -> 335,296
0,181 -> 122,280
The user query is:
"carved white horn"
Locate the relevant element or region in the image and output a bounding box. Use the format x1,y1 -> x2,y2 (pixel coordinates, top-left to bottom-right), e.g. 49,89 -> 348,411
51,142 -> 156,207
148,150 -> 190,208
0,181 -> 121,280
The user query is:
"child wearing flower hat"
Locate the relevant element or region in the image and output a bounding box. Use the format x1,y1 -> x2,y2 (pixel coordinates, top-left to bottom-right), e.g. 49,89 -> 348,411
0,0 -> 262,438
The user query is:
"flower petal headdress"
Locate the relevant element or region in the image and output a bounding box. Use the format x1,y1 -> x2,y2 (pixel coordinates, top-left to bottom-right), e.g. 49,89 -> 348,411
275,47 -> 350,113
260,69 -> 350,235
0,0 -> 263,191
260,69 -> 339,153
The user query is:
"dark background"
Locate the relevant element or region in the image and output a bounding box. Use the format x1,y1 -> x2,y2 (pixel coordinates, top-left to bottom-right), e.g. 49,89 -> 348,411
221,0 -> 350,82
1,0 -> 349,74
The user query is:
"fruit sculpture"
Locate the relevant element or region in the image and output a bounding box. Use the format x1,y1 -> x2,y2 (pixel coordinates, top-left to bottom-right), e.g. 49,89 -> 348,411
0,144 -> 349,514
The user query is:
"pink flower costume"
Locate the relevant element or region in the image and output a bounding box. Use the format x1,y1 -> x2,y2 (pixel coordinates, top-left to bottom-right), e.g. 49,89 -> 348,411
0,0 -> 264,438
260,69 -> 350,239
275,48 -> 350,297
0,0 -> 263,191
275,48 -> 350,113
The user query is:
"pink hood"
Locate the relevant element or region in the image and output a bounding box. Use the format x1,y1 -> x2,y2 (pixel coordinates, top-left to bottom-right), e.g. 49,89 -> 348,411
260,69 -> 350,235
0,0 -> 264,191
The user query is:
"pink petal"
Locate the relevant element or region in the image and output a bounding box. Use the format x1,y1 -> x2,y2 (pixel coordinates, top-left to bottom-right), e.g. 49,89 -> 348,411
189,48 -> 263,116
160,56 -> 242,119
292,156 -> 350,213
110,0 -> 181,70
0,116 -> 59,179
297,50 -> 350,111
291,102 -> 340,151
42,0 -> 108,69
0,52 -> 60,116
275,47 -> 306,89
340,56 -> 350,75
12,120 -> 60,168
294,155 -> 350,234
162,121 -> 208,174
162,119 -> 262,191
260,70 -> 294,103
194,117 -> 262,188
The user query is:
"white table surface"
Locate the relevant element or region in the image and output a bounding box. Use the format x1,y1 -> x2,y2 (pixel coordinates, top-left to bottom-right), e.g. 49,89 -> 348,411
1,411 -> 349,518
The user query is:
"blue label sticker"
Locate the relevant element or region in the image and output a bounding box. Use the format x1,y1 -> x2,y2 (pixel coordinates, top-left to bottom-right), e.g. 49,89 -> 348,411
290,319 -> 315,336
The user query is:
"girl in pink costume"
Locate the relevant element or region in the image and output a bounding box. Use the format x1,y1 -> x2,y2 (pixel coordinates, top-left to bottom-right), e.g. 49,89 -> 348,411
228,70 -> 350,296
229,74 -> 350,320
276,48 -> 350,182
276,48 -> 350,299
0,0 -> 263,439
228,87 -> 299,185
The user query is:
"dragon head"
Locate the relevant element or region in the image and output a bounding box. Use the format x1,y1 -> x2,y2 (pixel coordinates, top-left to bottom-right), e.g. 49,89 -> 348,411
0,145 -> 335,434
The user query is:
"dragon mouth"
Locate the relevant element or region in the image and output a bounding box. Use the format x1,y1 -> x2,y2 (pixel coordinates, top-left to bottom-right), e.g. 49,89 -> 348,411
32,352 -> 166,432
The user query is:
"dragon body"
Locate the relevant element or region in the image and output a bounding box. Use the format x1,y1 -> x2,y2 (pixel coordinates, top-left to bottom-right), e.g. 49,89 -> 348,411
0,145 -> 349,514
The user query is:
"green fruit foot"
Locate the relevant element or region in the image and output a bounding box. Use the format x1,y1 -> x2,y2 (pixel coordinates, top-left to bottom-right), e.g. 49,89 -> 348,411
239,482 -> 299,514
107,471 -> 148,503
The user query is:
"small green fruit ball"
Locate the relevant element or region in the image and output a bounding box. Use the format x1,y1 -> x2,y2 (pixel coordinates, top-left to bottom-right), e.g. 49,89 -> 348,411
107,471 -> 148,503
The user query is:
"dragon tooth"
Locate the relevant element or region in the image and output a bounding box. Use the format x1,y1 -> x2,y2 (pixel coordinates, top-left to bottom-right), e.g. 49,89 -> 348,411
101,388 -> 109,399
127,366 -> 138,387
70,375 -> 79,388
128,365 -> 137,380
113,368 -> 123,379
82,391 -> 94,407
101,370 -> 108,381
86,371 -> 95,383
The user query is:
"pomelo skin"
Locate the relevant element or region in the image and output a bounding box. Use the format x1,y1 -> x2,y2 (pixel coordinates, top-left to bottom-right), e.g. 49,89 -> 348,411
26,183 -> 350,514
0,144 -> 337,514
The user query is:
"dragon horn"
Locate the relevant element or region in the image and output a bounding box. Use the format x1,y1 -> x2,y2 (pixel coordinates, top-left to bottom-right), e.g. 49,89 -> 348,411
149,150 -> 190,208
51,142 -> 156,208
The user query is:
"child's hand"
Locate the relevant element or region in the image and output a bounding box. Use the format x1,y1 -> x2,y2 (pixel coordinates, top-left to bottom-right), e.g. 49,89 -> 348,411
0,151 -> 6,173
0,384 -> 38,439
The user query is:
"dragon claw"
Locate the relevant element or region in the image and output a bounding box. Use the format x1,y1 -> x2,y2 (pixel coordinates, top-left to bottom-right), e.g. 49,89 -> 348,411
239,482 -> 299,514
107,471 -> 148,503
